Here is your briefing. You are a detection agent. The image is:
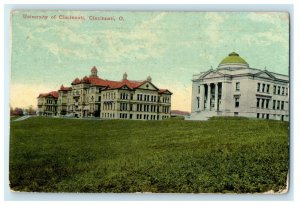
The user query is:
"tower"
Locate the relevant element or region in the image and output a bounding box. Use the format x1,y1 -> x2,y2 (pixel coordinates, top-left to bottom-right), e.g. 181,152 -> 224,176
123,72 -> 128,80
90,66 -> 98,77
147,75 -> 152,82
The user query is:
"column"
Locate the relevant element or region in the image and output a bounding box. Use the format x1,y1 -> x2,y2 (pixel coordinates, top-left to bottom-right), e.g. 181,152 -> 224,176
214,83 -> 219,112
207,83 -> 211,111
200,84 -> 205,111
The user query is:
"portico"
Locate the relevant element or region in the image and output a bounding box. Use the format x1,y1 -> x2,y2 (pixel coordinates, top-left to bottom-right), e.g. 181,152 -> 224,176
198,82 -> 222,112
189,52 -> 289,121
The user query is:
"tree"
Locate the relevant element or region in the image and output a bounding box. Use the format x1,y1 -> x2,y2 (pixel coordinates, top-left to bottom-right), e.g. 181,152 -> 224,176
12,107 -> 23,116
28,105 -> 36,115
10,105 -> 13,116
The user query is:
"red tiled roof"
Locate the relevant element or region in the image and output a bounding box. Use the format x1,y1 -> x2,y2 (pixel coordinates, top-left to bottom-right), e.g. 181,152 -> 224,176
72,78 -> 81,84
105,79 -> 146,90
59,84 -> 72,91
72,75 -> 147,90
38,91 -> 59,98
159,89 -> 167,93
70,70 -> 171,93
159,89 -> 172,94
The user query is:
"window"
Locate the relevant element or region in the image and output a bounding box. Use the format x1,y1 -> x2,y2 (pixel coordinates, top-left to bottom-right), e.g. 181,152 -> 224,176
273,85 -> 276,94
257,113 -> 260,119
197,97 -> 200,108
234,112 -> 239,116
261,99 -> 265,109
277,86 -> 281,95
266,114 -> 269,119
266,99 -> 269,109
282,87 -> 285,95
236,82 -> 240,91
262,84 -> 265,92
235,97 -> 240,108
281,101 -> 284,110
262,113 -> 265,119
273,100 -> 276,110
266,84 -> 270,93
257,83 -> 260,92
277,100 -> 280,110
257,98 -> 260,108
198,86 -> 200,94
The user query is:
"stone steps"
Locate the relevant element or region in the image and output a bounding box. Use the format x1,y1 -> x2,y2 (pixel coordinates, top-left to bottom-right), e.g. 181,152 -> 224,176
185,110 -> 216,121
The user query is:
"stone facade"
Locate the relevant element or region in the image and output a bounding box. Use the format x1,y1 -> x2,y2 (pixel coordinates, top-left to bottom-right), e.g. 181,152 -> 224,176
37,67 -> 172,120
37,91 -> 59,116
189,52 -> 289,121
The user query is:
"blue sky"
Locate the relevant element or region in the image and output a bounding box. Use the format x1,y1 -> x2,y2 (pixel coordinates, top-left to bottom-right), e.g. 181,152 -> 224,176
10,11 -> 289,111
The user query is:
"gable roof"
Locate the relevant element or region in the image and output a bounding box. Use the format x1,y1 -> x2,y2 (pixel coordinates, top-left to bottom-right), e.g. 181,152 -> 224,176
200,69 -> 225,79
71,75 -> 146,89
38,91 -> 59,98
159,89 -> 173,95
134,80 -> 160,91
254,70 -> 276,80
70,72 -> 171,93
101,79 -> 147,90
59,85 -> 72,91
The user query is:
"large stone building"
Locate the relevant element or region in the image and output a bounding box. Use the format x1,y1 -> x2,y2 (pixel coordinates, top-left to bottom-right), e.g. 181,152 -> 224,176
37,66 -> 172,120
37,91 -> 59,116
189,52 -> 289,121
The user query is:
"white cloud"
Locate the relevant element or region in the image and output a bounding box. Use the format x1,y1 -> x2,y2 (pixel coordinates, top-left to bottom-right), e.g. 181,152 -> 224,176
97,13 -> 167,62
247,12 -> 289,25
203,12 -> 228,44
15,12 -> 168,63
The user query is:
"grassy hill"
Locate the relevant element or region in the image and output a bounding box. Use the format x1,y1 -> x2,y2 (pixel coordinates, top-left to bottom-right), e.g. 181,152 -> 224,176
9,117 -> 289,193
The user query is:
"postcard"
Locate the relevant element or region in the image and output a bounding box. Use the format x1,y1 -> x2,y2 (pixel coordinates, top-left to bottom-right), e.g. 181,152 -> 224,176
9,10 -> 289,193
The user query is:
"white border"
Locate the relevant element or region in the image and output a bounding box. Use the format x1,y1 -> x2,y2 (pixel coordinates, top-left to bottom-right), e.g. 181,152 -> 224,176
1,2 -> 299,204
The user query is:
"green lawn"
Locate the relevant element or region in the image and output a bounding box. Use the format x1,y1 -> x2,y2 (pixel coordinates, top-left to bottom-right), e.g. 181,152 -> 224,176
10,116 -> 20,121
9,117 -> 289,193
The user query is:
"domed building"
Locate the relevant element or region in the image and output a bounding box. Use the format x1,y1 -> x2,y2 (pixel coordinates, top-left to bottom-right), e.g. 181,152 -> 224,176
189,52 -> 289,121
218,52 -> 249,69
